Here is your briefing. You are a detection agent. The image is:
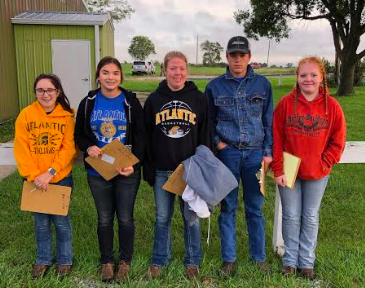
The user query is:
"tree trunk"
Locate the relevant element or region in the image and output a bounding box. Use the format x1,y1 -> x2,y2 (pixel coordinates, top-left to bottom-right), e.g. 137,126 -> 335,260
336,61 -> 356,96
334,52 -> 340,86
335,32 -> 361,96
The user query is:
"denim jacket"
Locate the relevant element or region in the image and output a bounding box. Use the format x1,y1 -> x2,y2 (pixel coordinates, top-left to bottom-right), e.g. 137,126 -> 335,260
205,65 -> 273,157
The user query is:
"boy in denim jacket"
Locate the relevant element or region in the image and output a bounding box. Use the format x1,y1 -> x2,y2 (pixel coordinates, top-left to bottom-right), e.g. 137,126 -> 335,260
205,36 -> 273,276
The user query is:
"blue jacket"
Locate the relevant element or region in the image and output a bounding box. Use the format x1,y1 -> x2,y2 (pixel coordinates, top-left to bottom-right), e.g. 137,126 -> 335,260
205,66 -> 273,156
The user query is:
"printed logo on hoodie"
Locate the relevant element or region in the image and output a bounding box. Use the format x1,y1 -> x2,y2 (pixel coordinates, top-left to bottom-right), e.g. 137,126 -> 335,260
155,100 -> 197,138
286,113 -> 329,136
26,121 -> 64,154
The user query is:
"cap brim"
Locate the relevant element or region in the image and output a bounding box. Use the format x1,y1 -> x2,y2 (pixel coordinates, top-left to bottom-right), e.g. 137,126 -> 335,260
226,48 -> 250,54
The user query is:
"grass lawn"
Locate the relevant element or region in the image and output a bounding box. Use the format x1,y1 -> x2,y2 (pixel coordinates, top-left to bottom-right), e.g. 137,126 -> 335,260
0,119 -> 15,143
0,79 -> 364,287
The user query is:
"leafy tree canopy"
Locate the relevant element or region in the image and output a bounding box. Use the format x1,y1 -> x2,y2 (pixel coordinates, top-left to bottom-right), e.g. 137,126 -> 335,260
128,36 -> 156,60
234,0 -> 365,95
200,40 -> 224,66
85,0 -> 134,21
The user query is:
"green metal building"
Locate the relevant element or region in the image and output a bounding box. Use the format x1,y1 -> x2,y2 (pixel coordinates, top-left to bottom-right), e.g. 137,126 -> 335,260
11,11 -> 114,112
0,0 -> 88,122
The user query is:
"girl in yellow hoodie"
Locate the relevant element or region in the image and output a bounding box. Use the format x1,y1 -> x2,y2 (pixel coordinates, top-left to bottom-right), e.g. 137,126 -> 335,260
14,74 -> 76,278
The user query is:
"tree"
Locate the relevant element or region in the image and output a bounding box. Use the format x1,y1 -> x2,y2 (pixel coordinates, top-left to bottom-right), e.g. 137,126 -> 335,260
354,58 -> 365,86
234,0 -> 365,96
128,36 -> 156,60
85,0 -> 134,21
200,41 -> 224,66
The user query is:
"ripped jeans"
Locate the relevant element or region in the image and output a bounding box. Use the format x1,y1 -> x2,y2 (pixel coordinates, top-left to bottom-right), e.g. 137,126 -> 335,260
151,169 -> 201,267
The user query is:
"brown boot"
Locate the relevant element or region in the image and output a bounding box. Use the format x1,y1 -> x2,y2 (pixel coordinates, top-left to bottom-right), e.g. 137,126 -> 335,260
185,265 -> 199,280
101,263 -> 114,282
256,261 -> 272,274
32,264 -> 50,279
298,268 -> 315,280
221,261 -> 236,277
116,261 -> 131,282
281,266 -> 296,277
148,265 -> 162,279
56,265 -> 72,277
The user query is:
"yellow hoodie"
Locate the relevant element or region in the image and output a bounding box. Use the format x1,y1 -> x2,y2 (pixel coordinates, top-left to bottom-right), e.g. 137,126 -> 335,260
14,101 -> 76,182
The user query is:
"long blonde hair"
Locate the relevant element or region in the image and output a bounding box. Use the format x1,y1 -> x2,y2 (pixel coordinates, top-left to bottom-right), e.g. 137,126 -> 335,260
294,56 -> 328,115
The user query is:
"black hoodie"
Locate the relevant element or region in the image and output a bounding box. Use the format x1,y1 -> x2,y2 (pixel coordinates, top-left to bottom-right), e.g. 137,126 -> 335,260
74,87 -> 146,172
144,80 -> 213,184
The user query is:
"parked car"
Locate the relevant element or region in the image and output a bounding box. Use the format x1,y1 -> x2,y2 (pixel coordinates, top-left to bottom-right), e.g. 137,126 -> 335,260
132,60 -> 153,75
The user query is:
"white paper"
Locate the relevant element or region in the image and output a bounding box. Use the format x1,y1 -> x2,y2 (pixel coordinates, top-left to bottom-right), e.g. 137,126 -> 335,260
101,153 -> 115,165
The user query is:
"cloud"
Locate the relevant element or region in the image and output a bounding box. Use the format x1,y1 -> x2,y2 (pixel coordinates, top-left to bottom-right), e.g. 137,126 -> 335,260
114,0 -> 365,66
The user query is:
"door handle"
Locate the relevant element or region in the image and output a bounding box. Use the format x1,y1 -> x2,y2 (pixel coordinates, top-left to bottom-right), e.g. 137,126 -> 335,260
82,78 -> 89,81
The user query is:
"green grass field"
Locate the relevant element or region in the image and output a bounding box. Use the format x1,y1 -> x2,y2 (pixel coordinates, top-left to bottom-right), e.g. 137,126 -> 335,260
0,78 -> 364,287
0,119 -> 15,143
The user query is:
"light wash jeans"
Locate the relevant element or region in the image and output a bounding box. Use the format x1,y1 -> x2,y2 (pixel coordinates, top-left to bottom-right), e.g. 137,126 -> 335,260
152,170 -> 201,267
279,175 -> 329,269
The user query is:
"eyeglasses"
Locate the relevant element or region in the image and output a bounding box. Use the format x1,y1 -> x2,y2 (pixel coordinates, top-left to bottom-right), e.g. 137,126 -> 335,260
35,88 -> 58,96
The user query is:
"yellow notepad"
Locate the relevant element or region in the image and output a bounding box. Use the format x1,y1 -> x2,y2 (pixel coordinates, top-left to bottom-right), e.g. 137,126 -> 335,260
267,152 -> 301,189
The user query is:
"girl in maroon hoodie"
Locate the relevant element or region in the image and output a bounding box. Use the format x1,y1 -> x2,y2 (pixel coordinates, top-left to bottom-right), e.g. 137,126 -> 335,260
272,56 -> 346,279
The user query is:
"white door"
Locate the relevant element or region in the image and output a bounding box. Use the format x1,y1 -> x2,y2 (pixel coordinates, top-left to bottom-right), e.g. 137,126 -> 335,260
52,40 -> 92,112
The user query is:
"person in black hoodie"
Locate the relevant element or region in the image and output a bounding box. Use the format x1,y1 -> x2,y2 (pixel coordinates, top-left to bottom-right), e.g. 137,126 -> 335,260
144,51 -> 213,280
74,56 -> 145,282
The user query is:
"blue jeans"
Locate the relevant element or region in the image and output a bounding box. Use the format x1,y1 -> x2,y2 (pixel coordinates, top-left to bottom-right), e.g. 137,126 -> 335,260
217,146 -> 266,262
34,174 -> 73,266
87,170 -> 140,264
279,176 -> 329,269
152,170 -> 201,267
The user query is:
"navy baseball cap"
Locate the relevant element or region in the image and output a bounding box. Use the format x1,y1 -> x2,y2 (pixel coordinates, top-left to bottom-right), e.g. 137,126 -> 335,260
226,36 -> 251,54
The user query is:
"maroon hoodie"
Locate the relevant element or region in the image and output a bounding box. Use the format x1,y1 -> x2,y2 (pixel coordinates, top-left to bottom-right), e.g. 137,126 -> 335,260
272,88 -> 346,180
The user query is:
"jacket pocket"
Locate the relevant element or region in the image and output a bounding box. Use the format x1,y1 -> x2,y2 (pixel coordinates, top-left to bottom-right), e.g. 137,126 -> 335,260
248,93 -> 266,118
215,97 -> 234,120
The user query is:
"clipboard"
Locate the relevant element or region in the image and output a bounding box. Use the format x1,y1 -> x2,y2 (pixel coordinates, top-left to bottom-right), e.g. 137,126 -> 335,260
21,181 -> 71,216
162,164 -> 187,196
86,139 -> 139,181
268,152 -> 301,189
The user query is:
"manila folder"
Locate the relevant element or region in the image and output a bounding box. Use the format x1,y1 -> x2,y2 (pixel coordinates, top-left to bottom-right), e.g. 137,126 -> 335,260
86,139 -> 139,181
162,164 -> 187,196
21,181 -> 71,216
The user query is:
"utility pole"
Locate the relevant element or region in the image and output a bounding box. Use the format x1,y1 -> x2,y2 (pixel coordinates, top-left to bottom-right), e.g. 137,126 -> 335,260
266,39 -> 271,67
196,35 -> 199,64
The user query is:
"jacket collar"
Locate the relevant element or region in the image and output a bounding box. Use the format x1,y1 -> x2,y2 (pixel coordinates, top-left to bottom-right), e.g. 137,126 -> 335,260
224,64 -> 255,80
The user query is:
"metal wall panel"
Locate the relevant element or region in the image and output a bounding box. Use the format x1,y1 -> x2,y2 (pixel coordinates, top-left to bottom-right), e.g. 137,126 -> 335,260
100,20 -> 115,59
14,24 -> 95,110
0,0 -> 87,121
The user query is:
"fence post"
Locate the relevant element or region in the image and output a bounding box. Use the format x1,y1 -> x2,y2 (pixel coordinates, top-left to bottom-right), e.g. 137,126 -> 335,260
273,185 -> 285,256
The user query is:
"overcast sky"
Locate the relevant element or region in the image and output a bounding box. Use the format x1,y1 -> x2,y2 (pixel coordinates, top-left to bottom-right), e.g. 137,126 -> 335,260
113,0 -> 365,66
